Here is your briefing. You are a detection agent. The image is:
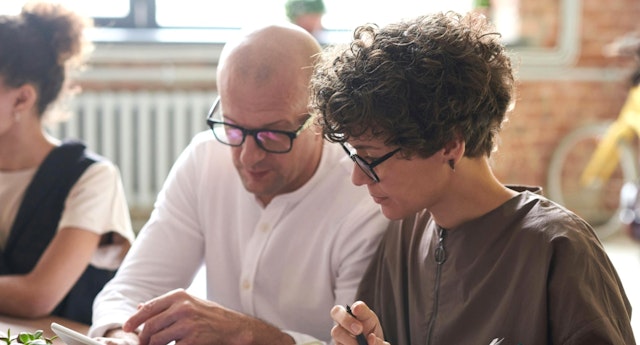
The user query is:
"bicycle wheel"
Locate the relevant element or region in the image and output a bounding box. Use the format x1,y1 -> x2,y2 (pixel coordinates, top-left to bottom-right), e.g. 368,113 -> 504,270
546,122 -> 638,239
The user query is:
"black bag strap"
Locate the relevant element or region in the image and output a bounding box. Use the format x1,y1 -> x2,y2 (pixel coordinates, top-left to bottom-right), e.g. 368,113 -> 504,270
1,140 -> 97,272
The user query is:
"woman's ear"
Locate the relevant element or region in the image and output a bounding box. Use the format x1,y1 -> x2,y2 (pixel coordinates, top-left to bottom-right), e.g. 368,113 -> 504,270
13,83 -> 38,114
442,136 -> 465,162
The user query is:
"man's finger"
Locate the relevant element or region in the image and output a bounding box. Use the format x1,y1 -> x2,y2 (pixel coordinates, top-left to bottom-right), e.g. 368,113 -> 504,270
123,290 -> 180,332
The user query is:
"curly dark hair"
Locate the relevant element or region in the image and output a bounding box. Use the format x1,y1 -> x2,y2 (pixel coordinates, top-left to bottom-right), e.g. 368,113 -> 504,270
310,11 -> 515,158
0,2 -> 93,117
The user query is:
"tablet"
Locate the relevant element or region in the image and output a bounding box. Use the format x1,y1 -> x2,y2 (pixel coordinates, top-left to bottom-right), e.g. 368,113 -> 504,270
50,322 -> 102,345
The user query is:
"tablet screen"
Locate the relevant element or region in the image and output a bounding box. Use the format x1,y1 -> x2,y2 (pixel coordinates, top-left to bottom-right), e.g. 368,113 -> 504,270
50,322 -> 102,345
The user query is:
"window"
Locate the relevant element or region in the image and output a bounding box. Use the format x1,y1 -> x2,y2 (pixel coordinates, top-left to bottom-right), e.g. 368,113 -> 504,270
154,0 -> 475,30
1,0 -> 522,44
0,1 -> 128,18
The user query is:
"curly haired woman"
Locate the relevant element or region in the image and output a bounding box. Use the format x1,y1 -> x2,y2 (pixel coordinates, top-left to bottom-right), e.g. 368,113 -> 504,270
0,2 -> 134,324
311,11 -> 635,345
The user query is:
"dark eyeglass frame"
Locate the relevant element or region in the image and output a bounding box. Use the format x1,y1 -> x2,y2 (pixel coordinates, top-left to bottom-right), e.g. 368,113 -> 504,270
206,98 -> 310,154
341,143 -> 401,183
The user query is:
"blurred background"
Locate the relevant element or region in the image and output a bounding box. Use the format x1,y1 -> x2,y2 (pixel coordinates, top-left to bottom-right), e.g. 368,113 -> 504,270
1,0 -> 636,229
3,0 -> 640,335
0,0 -> 550,229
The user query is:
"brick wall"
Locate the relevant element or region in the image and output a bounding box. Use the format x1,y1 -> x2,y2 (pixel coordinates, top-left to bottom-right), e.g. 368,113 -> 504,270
493,0 -> 640,192
77,0 -> 640,198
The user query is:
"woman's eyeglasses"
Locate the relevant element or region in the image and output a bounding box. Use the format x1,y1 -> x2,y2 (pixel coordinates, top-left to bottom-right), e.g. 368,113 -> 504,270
341,142 -> 401,183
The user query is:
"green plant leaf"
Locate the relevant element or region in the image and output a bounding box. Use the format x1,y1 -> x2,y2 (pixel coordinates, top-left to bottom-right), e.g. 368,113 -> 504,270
26,339 -> 47,345
1,330 -> 55,345
18,332 -> 33,343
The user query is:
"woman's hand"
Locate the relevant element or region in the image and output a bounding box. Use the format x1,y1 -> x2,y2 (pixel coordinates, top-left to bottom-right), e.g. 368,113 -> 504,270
330,301 -> 389,345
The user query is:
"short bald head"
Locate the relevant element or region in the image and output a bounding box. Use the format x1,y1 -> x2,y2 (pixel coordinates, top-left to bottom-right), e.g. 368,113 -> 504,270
213,23 -> 324,206
217,23 -> 322,113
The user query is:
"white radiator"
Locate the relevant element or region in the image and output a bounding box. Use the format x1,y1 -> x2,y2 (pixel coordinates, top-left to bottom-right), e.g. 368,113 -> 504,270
46,90 -> 215,210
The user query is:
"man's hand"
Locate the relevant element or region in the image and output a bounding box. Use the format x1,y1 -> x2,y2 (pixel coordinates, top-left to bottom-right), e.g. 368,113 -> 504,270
122,288 -> 294,345
330,301 -> 388,345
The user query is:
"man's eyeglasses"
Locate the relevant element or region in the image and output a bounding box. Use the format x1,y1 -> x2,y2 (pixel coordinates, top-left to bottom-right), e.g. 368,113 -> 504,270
206,98 -> 311,154
341,142 -> 401,183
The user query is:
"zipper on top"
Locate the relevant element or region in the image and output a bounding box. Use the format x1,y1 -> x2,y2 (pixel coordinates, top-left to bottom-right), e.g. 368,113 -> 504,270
426,226 -> 447,345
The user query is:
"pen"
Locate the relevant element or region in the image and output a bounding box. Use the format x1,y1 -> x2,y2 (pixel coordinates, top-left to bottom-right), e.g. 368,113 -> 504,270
345,305 -> 368,345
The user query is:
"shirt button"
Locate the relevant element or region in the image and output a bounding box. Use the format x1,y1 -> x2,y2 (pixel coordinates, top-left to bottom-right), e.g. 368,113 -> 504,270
242,279 -> 251,290
260,223 -> 270,233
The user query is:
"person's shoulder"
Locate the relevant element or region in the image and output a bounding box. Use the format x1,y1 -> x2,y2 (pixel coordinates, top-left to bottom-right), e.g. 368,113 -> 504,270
76,160 -> 122,186
512,189 -> 598,242
167,131 -> 235,183
520,190 -> 584,224
191,130 -> 216,145
85,159 -> 117,172
187,131 -> 227,154
508,185 -> 566,216
169,131 -> 230,167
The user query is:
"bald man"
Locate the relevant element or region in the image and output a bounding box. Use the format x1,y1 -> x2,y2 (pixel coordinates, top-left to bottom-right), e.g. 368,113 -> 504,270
89,24 -> 389,345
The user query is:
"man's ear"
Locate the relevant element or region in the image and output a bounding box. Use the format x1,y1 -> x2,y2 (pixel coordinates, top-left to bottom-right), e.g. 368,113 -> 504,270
13,84 -> 38,113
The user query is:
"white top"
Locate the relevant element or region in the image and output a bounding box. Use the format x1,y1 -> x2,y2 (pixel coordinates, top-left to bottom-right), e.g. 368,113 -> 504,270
0,160 -> 135,270
90,132 -> 390,344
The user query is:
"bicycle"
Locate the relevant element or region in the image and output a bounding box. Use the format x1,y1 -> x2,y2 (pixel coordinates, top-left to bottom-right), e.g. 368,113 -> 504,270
546,35 -> 640,239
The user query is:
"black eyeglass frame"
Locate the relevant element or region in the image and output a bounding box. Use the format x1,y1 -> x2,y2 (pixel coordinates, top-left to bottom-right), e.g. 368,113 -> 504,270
206,98 -> 310,154
341,143 -> 401,183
